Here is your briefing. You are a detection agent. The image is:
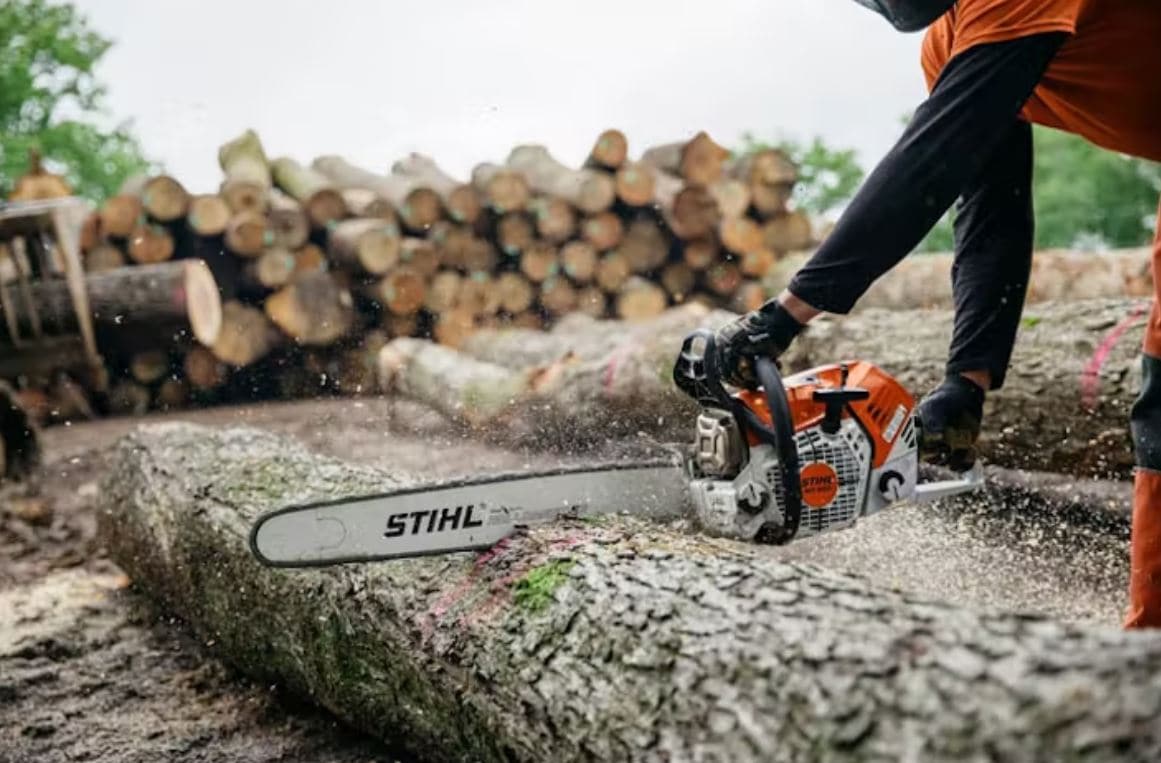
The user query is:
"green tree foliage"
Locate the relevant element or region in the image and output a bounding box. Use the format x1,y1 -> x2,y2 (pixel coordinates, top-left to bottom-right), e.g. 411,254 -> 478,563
736,132 -> 865,218
0,0 -> 151,202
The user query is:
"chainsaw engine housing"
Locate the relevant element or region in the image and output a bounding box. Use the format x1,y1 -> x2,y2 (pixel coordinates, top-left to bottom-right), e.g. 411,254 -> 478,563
687,360 -> 920,544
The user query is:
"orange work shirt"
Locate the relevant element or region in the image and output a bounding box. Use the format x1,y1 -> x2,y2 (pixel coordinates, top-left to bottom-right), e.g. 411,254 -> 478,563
921,0 -> 1161,163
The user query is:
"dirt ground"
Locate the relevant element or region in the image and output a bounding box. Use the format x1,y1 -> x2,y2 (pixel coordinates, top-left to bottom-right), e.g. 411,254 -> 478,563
0,395 -> 1137,762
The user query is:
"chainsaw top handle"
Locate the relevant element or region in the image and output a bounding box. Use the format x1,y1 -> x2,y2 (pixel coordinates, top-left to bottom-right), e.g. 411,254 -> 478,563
673,329 -> 803,540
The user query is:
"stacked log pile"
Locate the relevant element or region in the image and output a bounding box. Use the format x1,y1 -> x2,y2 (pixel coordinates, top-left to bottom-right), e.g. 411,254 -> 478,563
7,125 -> 1153,424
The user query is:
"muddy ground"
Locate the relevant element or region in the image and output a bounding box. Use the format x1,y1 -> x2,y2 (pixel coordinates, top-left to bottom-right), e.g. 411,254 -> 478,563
0,395 -> 1137,762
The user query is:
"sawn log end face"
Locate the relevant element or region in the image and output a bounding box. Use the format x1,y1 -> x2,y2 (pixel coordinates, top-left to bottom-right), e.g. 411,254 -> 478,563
95,423 -> 1161,763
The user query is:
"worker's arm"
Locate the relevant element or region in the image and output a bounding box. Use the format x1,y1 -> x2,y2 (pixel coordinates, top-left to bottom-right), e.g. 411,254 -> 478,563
784,31 -> 1068,317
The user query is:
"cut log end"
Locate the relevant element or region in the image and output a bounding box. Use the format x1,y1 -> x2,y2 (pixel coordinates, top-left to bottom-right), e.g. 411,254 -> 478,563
142,175 -> 190,222
220,180 -> 267,215
401,188 -> 443,232
560,241 -> 598,284
520,242 -> 559,283
305,189 -> 348,229
582,212 -> 625,251
127,223 -> 175,265
615,277 -> 669,321
85,243 -> 126,273
496,272 -> 535,314
184,259 -> 225,347
615,162 -> 656,207
188,194 -> 232,237
130,350 -> 171,385
225,211 -> 268,258
375,267 -> 428,316
265,271 -> 354,346
589,129 -> 628,169
183,346 -> 227,390
99,194 -> 143,238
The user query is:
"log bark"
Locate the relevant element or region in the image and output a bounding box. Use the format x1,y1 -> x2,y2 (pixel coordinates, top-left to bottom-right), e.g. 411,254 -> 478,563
271,157 -> 349,229
264,271 -> 355,345
217,129 -> 271,213
391,153 -> 481,225
506,145 -> 615,214
0,259 -> 222,348
95,428 -> 1161,758
327,218 -> 402,276
471,163 -> 530,214
312,156 -> 441,232
764,247 -> 1154,313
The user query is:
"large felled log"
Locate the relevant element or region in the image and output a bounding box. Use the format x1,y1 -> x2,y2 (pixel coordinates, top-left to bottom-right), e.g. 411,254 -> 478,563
312,155 -> 441,232
391,153 -> 481,225
101,424 -> 1161,762
765,247 -> 1154,313
446,297 -> 1152,478
506,145 -> 615,214
270,157 -> 348,229
218,129 -> 271,213
0,260 -> 222,347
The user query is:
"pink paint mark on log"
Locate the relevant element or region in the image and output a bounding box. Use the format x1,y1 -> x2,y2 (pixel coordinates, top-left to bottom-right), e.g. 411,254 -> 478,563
1080,300 -> 1149,412
457,534 -> 589,628
418,537 -> 514,641
601,342 -> 636,394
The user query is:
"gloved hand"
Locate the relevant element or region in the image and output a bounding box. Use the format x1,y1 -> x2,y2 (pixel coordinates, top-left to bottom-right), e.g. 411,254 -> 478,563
915,374 -> 985,472
711,299 -> 807,388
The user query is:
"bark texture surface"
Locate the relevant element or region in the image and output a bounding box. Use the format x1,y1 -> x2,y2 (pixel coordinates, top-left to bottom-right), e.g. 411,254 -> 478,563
99,424 -> 1161,763
406,298 -> 1150,477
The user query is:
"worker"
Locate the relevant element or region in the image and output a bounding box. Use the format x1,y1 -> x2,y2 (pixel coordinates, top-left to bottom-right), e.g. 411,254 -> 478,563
689,0 -> 1161,628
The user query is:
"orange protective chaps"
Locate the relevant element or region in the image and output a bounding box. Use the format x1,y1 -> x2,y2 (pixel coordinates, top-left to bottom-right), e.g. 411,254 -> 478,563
1125,195 -> 1161,629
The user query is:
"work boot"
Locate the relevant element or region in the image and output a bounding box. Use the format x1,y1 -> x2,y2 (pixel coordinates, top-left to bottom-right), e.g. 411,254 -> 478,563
915,374 -> 985,472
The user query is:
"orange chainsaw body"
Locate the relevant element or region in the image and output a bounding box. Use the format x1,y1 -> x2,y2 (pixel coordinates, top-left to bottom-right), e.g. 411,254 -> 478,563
734,361 -> 916,469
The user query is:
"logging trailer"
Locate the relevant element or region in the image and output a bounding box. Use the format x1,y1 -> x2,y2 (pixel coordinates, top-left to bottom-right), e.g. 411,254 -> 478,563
0,196 -> 101,479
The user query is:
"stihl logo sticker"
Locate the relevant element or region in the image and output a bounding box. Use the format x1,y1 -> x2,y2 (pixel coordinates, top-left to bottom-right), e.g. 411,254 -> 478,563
384,505 -> 484,537
800,463 -> 839,509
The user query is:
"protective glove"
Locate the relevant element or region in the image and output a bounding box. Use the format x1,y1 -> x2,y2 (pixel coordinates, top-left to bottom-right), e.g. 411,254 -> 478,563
915,374 -> 985,472
712,299 -> 806,388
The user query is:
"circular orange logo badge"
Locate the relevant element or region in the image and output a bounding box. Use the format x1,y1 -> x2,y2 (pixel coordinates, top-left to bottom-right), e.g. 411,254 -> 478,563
800,462 -> 838,509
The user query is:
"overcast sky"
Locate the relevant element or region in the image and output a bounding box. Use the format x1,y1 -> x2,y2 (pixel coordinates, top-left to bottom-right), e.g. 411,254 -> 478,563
74,0 -> 930,194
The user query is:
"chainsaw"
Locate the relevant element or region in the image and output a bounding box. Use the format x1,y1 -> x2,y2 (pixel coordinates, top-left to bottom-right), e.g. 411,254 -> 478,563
248,329 -> 984,568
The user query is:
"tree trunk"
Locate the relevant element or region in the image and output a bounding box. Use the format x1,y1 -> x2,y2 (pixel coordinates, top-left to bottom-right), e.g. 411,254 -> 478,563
496,213 -> 535,256
764,247 -> 1154,313
264,271 -> 355,345
217,129 -> 271,214
327,218 -> 402,276
425,271 -> 464,314
270,157 -> 349,229
682,237 -> 720,270
539,276 -> 578,316
0,259 -> 222,348
100,424 -> 1161,762
187,194 -> 232,237
730,149 -> 798,219
506,145 -> 615,214
311,156 -> 441,232
471,163 -> 530,214
391,153 -> 481,225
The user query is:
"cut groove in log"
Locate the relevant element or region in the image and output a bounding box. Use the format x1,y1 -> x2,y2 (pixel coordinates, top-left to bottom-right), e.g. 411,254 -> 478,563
471,163 -> 530,214
225,210 -> 267,258
218,129 -> 271,213
187,194 -> 231,237
271,157 -> 348,229
100,424 -> 1161,762
264,271 -> 354,345
127,223 -> 175,265
327,218 -> 401,276
506,145 -> 615,214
